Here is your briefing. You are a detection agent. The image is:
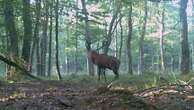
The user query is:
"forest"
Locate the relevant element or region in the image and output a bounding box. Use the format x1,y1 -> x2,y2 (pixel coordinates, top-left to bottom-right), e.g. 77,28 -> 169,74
0,0 -> 194,109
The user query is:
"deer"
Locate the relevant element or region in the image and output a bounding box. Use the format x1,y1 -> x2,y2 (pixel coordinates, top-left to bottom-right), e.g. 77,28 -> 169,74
88,50 -> 120,82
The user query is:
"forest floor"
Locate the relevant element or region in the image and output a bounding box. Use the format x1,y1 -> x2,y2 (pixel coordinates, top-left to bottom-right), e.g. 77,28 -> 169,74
0,74 -> 194,110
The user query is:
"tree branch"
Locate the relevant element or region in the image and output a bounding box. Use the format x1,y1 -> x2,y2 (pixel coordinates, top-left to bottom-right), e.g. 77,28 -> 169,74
0,54 -> 41,80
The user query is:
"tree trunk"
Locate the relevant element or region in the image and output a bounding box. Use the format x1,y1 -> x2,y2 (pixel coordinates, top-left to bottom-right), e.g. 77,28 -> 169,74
127,3 -> 133,75
81,0 -> 94,76
4,0 -> 19,79
5,29 -> 10,78
4,0 -> 18,57
179,55 -> 181,71
48,1 -> 53,78
22,0 -> 33,64
171,56 -> 174,72
191,44 -> 194,70
157,54 -> 160,73
151,56 -> 155,71
31,0 -> 41,76
114,27 -> 118,57
36,39 -> 41,76
190,45 -> 193,70
119,15 -> 123,60
103,5 -> 120,54
139,0 -> 148,74
159,8 -> 165,72
180,0 -> 190,74
65,55 -> 70,73
75,0 -> 79,74
40,1 -> 49,76
65,25 -> 70,74
55,0 -> 62,80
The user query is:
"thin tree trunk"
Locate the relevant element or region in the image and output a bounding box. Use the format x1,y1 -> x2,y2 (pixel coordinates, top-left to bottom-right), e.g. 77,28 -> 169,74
180,0 -> 190,74
65,56 -> 67,73
171,56 -> 174,72
5,31 -> 10,77
190,45 -> 193,70
103,5 -> 121,54
40,1 -> 49,76
65,25 -> 70,74
119,15 -> 123,60
139,0 -> 148,74
48,1 -> 53,77
159,8 -> 165,72
65,56 -> 70,73
127,3 -> 133,75
74,0 -> 79,74
55,0 -> 62,80
151,56 -> 154,71
125,48 -> 128,72
179,55 -> 181,71
114,27 -> 118,57
190,46 -> 193,71
81,0 -> 94,76
36,39 -> 41,76
192,44 -> 194,70
22,0 -> 33,64
157,54 -> 160,73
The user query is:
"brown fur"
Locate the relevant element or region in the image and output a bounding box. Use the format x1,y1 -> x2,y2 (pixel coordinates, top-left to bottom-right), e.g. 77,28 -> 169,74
89,50 -> 120,81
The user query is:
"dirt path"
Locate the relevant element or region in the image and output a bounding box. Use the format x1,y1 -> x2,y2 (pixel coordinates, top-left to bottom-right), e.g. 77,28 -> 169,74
0,81 -> 194,110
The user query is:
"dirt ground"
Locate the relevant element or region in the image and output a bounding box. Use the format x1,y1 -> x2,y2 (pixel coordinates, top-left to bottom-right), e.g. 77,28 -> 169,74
0,80 -> 194,110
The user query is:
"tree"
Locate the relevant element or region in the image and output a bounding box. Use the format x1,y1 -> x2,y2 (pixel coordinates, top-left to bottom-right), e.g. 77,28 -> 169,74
22,0 -> 33,64
81,0 -> 94,76
103,1 -> 121,54
4,0 -> 18,57
4,0 -> 19,79
31,0 -> 41,75
119,15 -> 123,60
75,0 -> 79,73
180,0 -> 190,74
55,0 -> 62,80
139,0 -> 148,74
157,6 -> 165,72
48,0 -> 53,78
127,3 -> 133,74
40,0 -> 49,76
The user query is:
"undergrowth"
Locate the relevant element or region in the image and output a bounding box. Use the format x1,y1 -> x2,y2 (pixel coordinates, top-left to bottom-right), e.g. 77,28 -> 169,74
0,72 -> 194,90
59,72 -> 194,90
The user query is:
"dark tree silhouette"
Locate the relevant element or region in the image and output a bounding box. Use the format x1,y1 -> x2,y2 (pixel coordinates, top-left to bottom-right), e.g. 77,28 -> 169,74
180,0 -> 190,74
22,0 -> 33,64
81,0 -> 95,76
55,0 -> 62,80
139,0 -> 148,74
127,3 -> 133,75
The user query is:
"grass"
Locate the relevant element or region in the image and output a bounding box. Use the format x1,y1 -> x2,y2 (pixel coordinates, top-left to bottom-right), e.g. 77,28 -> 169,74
1,71 -> 194,90
58,72 -> 194,90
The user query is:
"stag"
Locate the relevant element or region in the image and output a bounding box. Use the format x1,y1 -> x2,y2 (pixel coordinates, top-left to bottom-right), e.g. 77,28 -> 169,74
88,50 -> 120,81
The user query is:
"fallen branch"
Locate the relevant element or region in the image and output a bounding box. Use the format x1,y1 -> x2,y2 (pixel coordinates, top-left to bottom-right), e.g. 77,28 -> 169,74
0,54 -> 41,80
